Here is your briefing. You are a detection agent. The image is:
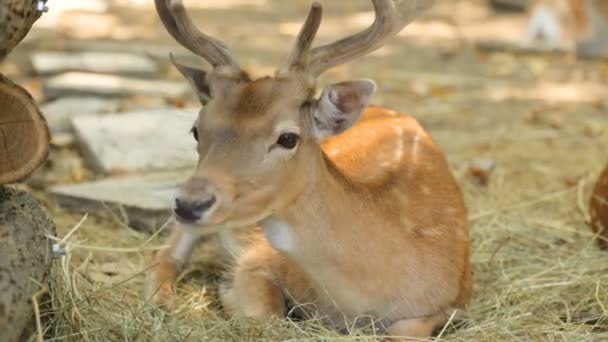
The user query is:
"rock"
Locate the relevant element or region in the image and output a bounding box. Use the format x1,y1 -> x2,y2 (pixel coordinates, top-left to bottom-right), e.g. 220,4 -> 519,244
34,1 -> 110,31
71,108 -> 198,174
49,171 -> 185,232
590,163 -> 608,250
50,132 -> 76,148
40,96 -> 121,134
468,159 -> 497,186
31,51 -> 158,77
0,185 -> 56,342
489,0 -> 529,12
27,149 -> 89,189
43,72 -> 189,99
62,40 -> 194,62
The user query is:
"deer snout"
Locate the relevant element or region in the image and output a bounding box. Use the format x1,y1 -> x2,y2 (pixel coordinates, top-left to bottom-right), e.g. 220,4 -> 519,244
174,195 -> 217,223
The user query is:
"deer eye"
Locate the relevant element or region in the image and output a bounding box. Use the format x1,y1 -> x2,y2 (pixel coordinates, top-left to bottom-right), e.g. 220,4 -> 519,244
190,127 -> 199,142
276,133 -> 299,149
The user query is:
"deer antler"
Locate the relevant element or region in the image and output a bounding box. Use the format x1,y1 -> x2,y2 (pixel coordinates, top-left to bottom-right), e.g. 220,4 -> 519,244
283,2 -> 323,72
285,0 -> 434,77
154,0 -> 240,70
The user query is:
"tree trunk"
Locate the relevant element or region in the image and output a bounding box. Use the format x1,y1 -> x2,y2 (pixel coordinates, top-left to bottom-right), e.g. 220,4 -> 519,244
0,0 -> 42,61
0,186 -> 56,342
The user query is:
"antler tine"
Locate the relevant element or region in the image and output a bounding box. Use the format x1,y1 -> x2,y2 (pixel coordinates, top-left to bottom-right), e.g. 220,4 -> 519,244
306,0 -> 434,77
282,2 -> 323,73
154,0 -> 240,70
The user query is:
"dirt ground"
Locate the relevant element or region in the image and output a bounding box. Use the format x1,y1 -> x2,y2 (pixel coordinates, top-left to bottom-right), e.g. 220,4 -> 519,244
3,0 -> 608,341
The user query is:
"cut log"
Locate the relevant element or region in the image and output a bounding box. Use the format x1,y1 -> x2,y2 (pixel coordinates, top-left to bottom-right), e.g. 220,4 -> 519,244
0,73 -> 50,184
590,163 -> 608,250
0,0 -> 42,61
0,185 -> 56,342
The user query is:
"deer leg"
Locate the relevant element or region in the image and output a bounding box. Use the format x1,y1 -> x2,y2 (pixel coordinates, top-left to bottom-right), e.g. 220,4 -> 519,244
148,227 -> 201,308
220,241 -> 286,321
385,314 -> 446,340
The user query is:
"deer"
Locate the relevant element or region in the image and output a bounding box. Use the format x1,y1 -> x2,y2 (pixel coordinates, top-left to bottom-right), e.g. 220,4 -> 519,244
148,0 -> 471,338
526,0 -> 608,57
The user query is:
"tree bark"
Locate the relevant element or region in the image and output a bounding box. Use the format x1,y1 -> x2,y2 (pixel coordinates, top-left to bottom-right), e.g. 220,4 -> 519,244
0,185 -> 56,342
0,0 -> 42,61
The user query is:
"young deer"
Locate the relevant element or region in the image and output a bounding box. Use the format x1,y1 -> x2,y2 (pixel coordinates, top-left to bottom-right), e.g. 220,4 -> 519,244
149,0 -> 471,338
526,0 -> 608,57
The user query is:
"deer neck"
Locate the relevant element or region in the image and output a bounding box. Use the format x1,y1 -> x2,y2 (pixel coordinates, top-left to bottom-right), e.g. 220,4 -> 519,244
260,149 -> 373,258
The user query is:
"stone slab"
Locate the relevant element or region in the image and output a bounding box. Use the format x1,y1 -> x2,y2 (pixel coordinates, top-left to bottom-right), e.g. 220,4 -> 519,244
44,72 -> 189,98
62,40 -> 194,62
31,51 -> 158,76
71,108 -> 198,174
41,96 -> 121,134
49,171 -> 186,232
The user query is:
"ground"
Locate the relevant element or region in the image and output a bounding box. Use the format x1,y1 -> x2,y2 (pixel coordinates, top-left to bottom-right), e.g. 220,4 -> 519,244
2,0 -> 607,341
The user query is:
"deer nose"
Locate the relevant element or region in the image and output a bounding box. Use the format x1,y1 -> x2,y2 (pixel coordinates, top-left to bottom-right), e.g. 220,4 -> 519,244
174,196 -> 216,223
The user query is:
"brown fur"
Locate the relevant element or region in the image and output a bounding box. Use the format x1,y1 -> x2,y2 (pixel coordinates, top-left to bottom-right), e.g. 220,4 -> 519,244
150,73 -> 471,338
590,163 -> 608,249
150,1 -> 468,338
528,0 -> 608,45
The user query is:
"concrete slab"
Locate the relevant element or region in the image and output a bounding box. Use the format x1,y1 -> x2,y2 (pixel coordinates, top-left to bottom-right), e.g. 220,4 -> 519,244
32,51 -> 158,76
41,96 -> 121,133
71,108 -> 199,174
49,171 -> 187,232
44,72 -> 189,98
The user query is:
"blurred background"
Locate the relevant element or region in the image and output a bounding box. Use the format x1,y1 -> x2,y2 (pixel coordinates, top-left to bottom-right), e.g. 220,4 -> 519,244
1,0 -> 607,340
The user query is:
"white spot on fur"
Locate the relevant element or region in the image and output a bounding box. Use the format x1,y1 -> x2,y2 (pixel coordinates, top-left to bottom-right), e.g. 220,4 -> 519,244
326,149 -> 340,157
260,217 -> 296,253
527,4 -> 562,46
393,126 -> 405,163
411,131 -> 421,164
446,207 -> 458,214
171,230 -> 199,263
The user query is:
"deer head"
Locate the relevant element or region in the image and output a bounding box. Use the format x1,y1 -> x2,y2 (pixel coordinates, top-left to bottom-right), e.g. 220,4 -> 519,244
155,0 -> 434,232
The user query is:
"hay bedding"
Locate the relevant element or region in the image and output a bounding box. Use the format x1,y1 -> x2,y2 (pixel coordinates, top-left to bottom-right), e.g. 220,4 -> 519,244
18,1 -> 608,341
35,102 -> 608,341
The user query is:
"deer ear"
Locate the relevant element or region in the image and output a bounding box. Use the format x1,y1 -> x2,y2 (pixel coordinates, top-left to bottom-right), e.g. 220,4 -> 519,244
170,55 -> 211,104
312,79 -> 376,140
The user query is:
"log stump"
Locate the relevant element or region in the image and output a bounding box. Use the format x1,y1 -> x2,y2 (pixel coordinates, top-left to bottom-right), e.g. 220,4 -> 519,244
1,0 -> 50,185
0,74 -> 50,185
590,164 -> 608,249
0,186 -> 55,342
